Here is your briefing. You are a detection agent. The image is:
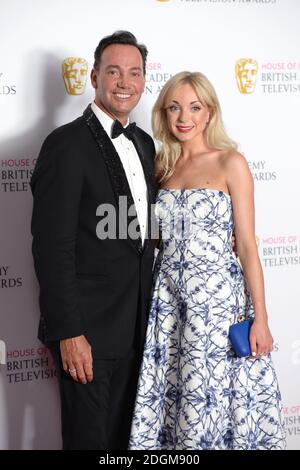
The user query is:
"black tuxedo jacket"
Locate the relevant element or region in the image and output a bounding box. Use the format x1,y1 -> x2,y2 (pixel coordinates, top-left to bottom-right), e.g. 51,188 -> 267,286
31,105 -> 157,358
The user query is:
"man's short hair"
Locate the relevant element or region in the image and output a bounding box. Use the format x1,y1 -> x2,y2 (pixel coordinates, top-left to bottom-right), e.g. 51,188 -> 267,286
93,30 -> 148,75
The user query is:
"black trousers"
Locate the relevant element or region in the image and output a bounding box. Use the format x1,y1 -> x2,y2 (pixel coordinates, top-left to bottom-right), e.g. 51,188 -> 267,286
51,348 -> 141,450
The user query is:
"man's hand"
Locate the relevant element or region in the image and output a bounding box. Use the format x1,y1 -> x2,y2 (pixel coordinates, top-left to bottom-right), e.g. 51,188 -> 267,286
60,335 -> 93,384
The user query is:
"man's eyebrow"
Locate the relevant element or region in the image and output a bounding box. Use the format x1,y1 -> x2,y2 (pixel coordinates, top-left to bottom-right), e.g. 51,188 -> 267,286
106,65 -> 143,70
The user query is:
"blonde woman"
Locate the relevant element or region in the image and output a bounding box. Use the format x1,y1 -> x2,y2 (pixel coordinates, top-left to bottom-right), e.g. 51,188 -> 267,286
129,72 -> 286,450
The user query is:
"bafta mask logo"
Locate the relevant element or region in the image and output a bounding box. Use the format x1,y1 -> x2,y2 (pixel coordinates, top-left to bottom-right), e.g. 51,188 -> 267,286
235,58 -> 258,94
62,57 -> 88,96
0,340 -> 6,365
255,235 -> 260,248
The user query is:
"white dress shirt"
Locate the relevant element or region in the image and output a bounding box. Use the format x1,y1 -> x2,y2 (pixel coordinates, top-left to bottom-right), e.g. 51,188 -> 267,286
91,102 -> 148,245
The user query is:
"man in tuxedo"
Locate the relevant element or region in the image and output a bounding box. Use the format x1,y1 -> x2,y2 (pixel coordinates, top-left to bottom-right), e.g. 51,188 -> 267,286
31,31 -> 157,449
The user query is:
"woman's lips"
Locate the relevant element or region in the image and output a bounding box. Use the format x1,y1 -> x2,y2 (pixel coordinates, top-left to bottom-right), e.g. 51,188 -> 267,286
176,126 -> 194,133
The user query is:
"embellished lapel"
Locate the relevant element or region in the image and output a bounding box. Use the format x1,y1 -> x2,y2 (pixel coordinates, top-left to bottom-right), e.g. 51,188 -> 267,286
131,133 -> 156,206
83,104 -> 142,253
131,132 -> 157,251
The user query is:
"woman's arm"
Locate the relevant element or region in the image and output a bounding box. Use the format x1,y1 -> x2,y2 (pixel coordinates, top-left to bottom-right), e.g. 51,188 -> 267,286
225,152 -> 273,357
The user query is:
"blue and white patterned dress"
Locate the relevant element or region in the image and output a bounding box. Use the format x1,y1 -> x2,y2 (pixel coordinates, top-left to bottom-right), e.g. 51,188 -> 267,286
129,188 -> 286,450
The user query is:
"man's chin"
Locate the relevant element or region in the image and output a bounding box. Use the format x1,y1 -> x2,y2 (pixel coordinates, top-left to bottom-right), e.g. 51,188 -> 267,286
113,104 -> 138,116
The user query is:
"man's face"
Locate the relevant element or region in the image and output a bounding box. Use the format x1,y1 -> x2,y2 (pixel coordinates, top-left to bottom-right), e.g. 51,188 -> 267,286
91,44 -> 145,124
63,60 -> 88,95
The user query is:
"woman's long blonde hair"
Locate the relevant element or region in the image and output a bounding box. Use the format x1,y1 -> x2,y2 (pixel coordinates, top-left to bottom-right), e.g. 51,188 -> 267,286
152,71 -> 237,183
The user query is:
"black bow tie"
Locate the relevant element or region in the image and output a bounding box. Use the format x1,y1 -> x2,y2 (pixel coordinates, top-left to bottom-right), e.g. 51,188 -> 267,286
111,120 -> 136,141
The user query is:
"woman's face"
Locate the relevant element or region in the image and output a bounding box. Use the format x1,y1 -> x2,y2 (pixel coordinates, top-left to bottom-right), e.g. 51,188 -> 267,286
165,83 -> 210,143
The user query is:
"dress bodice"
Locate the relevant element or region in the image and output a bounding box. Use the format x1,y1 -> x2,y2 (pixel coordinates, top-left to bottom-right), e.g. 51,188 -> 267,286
156,188 -> 234,260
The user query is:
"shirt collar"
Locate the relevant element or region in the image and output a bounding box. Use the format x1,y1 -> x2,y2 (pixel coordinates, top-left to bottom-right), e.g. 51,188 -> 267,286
90,101 -> 129,138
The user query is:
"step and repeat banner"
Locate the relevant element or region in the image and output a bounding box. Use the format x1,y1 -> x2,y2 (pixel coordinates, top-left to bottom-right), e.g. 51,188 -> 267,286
0,0 -> 299,450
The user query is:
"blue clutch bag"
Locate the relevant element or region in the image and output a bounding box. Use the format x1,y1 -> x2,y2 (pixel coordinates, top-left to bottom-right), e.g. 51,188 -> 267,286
229,319 -> 253,357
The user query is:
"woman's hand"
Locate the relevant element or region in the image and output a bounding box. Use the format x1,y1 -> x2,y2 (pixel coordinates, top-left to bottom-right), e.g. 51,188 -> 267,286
249,318 -> 273,358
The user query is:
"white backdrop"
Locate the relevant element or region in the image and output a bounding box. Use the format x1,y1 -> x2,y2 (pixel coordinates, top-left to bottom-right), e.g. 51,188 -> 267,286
0,0 -> 299,450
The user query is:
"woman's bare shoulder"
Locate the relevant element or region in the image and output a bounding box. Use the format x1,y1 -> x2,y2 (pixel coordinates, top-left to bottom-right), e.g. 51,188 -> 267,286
220,150 -> 248,169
